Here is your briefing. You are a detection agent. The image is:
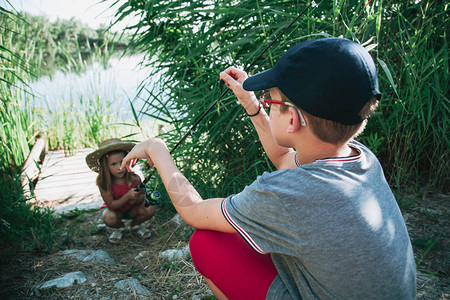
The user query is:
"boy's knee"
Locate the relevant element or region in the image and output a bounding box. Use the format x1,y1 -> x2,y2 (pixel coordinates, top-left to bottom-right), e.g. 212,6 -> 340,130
189,230 -> 210,257
189,230 -> 209,275
189,230 -> 202,257
189,230 -> 221,277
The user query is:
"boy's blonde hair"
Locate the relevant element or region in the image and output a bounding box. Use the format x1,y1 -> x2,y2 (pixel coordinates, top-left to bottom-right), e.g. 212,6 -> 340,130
280,91 -> 379,145
96,150 -> 134,193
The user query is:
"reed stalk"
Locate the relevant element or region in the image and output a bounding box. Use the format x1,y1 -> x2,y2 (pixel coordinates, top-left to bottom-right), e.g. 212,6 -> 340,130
0,8 -> 123,252
112,0 -> 448,198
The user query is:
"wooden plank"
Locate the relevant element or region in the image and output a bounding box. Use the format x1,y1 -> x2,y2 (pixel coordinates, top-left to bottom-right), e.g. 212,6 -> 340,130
34,148 -> 103,214
34,183 -> 99,195
21,134 -> 47,198
35,189 -> 100,202
36,177 -> 98,189
34,147 -> 145,214
40,162 -> 93,174
22,134 -> 47,181
39,168 -> 98,179
39,150 -> 94,174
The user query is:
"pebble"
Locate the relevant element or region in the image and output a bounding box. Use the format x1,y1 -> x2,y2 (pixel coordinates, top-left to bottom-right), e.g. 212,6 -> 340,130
114,278 -> 152,296
159,245 -> 190,261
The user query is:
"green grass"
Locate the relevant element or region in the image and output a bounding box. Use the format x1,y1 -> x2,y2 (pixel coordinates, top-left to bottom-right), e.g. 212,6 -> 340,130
0,171 -> 58,257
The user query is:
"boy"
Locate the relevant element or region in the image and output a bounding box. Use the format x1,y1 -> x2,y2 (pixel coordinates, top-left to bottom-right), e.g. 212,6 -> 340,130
121,37 -> 416,299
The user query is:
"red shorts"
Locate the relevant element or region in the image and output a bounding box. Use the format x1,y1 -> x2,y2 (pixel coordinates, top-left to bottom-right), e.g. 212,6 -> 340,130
189,229 -> 278,299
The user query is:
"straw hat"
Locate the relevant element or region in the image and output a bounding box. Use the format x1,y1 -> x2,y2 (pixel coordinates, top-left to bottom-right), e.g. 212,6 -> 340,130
86,138 -> 135,173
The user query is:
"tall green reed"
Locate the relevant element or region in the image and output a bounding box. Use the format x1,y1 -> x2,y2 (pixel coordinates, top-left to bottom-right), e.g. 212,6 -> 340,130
0,8 -> 124,253
1,10 -> 36,172
113,0 -> 448,197
37,94 -> 120,152
1,10 -> 57,254
371,1 -> 448,191
1,11 -> 120,163
0,87 -> 35,169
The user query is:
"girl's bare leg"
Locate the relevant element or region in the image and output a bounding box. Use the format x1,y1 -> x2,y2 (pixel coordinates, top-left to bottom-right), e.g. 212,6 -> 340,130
129,204 -> 156,226
102,209 -> 124,228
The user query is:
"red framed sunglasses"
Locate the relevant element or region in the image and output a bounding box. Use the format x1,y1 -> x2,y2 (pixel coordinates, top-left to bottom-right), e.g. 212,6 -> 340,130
259,91 -> 306,126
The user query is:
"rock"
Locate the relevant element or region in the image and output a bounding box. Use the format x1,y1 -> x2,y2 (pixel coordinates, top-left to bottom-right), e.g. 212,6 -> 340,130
134,250 -> 150,260
39,271 -> 87,289
159,245 -> 190,261
114,278 -> 152,296
63,249 -> 115,265
191,289 -> 214,300
170,214 -> 186,226
170,214 -> 195,239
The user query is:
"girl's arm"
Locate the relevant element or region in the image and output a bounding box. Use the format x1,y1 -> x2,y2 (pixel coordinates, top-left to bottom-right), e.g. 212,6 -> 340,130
220,67 -> 295,169
99,177 -> 143,210
99,188 -> 131,211
121,138 -> 235,232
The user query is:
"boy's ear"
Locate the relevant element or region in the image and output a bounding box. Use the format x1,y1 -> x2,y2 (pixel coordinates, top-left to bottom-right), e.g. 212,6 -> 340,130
287,107 -> 303,132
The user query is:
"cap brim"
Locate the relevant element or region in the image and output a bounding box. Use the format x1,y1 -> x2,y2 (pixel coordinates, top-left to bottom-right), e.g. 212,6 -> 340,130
243,68 -> 278,91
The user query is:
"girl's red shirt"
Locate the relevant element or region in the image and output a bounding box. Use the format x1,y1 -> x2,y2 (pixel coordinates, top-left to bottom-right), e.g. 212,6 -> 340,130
100,181 -> 138,212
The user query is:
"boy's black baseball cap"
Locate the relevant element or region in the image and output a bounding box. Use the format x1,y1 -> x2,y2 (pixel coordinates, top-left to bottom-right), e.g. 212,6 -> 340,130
243,37 -> 381,125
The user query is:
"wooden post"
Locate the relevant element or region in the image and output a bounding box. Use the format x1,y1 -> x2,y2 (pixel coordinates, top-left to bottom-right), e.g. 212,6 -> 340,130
21,132 -> 47,200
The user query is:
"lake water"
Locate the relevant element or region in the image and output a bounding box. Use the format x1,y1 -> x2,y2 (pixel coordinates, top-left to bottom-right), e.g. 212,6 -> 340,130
30,55 -> 154,121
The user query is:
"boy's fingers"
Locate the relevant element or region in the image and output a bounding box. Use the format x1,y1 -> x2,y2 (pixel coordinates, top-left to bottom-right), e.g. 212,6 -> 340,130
147,160 -> 155,168
220,71 -> 233,81
219,71 -> 228,81
120,152 -> 131,170
125,158 -> 137,172
120,159 -> 127,171
130,158 -> 137,167
121,156 -> 132,171
220,72 -> 238,89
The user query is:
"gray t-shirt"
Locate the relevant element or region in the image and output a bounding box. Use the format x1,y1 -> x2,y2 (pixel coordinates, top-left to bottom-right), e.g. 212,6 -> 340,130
222,141 -> 416,299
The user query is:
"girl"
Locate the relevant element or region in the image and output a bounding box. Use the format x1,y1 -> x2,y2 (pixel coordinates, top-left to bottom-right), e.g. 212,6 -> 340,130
86,138 -> 156,243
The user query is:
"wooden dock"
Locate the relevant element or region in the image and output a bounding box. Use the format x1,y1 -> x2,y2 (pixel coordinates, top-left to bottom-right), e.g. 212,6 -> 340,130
33,148 -> 103,214
24,125 -> 160,215
32,148 -> 145,215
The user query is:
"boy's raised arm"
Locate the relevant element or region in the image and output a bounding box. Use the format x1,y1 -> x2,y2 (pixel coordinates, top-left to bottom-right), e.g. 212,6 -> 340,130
220,67 -> 295,169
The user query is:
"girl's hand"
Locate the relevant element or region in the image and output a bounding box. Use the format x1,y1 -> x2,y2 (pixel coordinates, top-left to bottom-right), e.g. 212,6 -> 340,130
124,188 -> 137,204
125,188 -> 144,205
135,189 -> 145,204
220,67 -> 260,112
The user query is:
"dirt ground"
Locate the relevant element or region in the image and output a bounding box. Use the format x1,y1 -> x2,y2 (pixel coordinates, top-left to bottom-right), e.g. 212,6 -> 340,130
0,192 -> 448,299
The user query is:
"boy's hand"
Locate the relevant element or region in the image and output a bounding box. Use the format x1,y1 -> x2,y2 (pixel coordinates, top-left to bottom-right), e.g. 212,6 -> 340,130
121,138 -> 169,171
220,67 -> 260,112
